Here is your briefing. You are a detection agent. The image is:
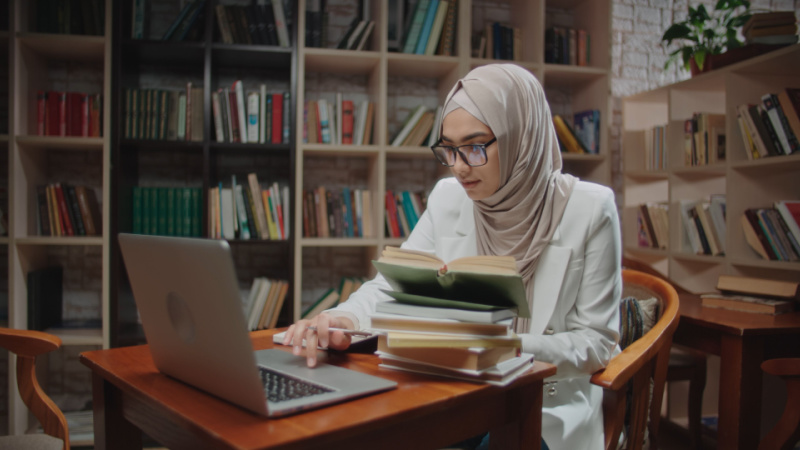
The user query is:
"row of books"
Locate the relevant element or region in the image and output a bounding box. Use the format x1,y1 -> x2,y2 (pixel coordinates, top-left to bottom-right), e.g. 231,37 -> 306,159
636,202 -> 669,250
700,274 -> 799,316
644,125 -> 667,171
742,200 -> 800,262
553,110 -> 601,154
215,1 -> 290,47
160,0 -> 206,41
684,113 -> 726,167
545,27 -> 591,66
122,85 -> 203,141
303,97 -> 375,146
211,81 -> 290,145
473,22 -> 521,61
385,190 -> 426,239
390,105 -> 441,147
131,186 -> 203,237
736,88 -> 800,160
679,196 -> 726,257
743,11 -> 798,46
36,0 -> 105,36
36,91 -> 103,138
335,18 -> 376,51
36,184 -> 102,237
302,187 -> 374,238
369,247 -> 531,385
301,276 -> 367,320
399,0 -> 458,56
243,277 -> 290,331
209,175 -> 289,241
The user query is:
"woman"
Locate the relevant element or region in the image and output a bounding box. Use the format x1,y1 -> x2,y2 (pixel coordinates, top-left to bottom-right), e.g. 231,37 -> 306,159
285,64 -> 622,449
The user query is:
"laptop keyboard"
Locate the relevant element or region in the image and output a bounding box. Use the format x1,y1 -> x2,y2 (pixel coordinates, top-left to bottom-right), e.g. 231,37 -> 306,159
258,366 -> 334,403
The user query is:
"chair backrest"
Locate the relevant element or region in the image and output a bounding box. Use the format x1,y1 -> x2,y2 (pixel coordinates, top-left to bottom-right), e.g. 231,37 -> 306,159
621,256 -> 693,295
0,328 -> 70,449
591,269 -> 680,450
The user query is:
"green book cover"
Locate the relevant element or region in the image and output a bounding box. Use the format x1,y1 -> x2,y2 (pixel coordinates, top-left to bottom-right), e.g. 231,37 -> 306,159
372,260 -> 529,318
166,187 -> 176,236
191,188 -> 201,237
157,187 -> 168,235
132,186 -> 142,234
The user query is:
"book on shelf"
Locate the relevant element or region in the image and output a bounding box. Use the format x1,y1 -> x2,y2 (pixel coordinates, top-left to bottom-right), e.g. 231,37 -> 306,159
372,246 -> 530,318
777,88 -> 800,140
162,0 -> 205,41
736,96 -> 800,158
644,124 -> 667,170
742,11 -> 798,36
36,183 -> 102,237
573,109 -> 600,154
775,200 -> 800,245
402,0 -> 431,54
375,299 -> 517,323
414,0 -> 441,55
245,278 -> 290,330
37,91 -> 102,138
36,0 -> 104,35
211,175 -> 288,240
391,105 -> 428,146
762,93 -> 800,154
336,17 -> 364,50
302,187 -> 373,238
131,187 -> 202,237
270,0 -> 291,47
637,202 -> 668,250
717,274 -> 800,300
401,111 -> 435,147
553,115 -> 588,154
545,27 -> 590,65
435,0 -> 457,56
744,207 -> 799,261
377,351 -> 533,386
424,1 -> 449,55
305,0 -> 325,48
700,294 -> 795,315
741,208 -> 778,260
27,266 -> 63,331
375,334 -> 517,371
302,288 -> 340,320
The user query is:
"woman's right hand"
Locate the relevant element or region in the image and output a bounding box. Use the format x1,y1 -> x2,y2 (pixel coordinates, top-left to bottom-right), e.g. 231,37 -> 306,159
282,313 -> 355,367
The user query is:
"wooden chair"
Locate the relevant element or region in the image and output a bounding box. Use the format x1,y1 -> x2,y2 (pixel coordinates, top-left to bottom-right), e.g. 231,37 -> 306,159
759,358 -> 800,450
621,256 -> 707,449
0,328 -> 69,450
591,269 -> 680,450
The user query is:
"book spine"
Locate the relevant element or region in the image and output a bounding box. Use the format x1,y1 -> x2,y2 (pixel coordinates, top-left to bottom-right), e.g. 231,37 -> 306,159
247,91 -> 260,143
271,93 -> 283,144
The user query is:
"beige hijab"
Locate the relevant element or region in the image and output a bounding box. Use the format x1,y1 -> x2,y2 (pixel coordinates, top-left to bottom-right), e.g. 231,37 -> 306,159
440,64 -> 577,332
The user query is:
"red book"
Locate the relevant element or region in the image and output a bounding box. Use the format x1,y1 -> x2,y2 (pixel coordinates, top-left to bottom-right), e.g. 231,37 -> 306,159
384,190 -> 401,238
271,93 -> 283,144
46,91 -> 60,136
58,92 -> 67,136
228,90 -> 240,143
54,184 -> 75,236
315,101 -> 323,144
67,92 -> 83,136
341,100 -> 354,144
80,93 -> 90,136
36,91 -> 46,135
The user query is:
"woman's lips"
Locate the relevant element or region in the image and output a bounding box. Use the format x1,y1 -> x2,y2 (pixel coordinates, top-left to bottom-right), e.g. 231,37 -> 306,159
460,179 -> 479,189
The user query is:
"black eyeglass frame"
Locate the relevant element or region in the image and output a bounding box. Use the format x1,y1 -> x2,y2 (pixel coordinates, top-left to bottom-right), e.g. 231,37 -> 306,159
430,137 -> 497,167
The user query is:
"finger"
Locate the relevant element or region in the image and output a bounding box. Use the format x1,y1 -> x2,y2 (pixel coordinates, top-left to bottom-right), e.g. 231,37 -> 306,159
292,323 -> 308,355
282,324 -> 295,346
305,328 -> 319,367
329,331 -> 352,350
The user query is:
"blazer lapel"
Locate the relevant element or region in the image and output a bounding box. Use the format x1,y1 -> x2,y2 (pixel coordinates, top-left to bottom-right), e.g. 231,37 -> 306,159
528,245 -> 571,335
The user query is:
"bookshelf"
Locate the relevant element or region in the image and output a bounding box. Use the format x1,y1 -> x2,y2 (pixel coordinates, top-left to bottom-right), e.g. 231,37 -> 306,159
621,44 -> 800,294
293,0 -> 612,318
110,0 -> 298,346
5,0 -> 111,439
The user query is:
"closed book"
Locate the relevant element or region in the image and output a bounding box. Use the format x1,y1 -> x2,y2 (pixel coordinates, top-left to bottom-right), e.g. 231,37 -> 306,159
701,294 -> 794,315
553,115 -> 588,153
268,281 -> 290,329
377,352 -> 533,386
247,173 -> 269,239
777,88 -> 800,140
54,184 -> 75,236
737,104 -> 771,158
391,105 -> 427,146
382,330 -> 521,349
36,185 -> 52,236
189,85 -> 203,142
436,0 -> 457,55
717,274 -> 800,300
370,314 -> 510,336
375,334 -> 516,371
65,185 -> 86,236
270,0 -> 290,47
402,0 -> 431,54
573,109 -> 600,154
756,208 -> 787,260
233,80 -> 248,143
775,200 -> 800,243
341,100 -> 355,144
246,91 -> 260,143
415,0 -> 440,54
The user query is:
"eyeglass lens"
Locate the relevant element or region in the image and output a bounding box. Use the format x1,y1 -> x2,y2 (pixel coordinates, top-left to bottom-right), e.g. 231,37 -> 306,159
437,145 -> 486,166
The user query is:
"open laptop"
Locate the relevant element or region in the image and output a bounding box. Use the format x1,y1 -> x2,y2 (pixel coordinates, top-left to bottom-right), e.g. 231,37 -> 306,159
118,233 -> 396,417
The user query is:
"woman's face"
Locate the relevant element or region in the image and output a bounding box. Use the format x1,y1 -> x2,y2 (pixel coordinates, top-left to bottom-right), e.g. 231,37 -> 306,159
440,108 -> 501,201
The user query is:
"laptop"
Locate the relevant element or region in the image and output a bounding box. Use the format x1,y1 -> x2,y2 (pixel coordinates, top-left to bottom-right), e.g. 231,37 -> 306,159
118,233 -> 397,417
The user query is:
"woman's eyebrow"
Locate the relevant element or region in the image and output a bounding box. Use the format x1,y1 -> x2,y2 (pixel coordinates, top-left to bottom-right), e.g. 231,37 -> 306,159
440,131 -> 492,143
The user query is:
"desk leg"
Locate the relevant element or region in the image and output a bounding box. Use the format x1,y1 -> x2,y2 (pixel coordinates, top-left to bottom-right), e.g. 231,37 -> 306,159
718,334 -> 763,450
91,372 -> 142,450
489,381 -> 542,450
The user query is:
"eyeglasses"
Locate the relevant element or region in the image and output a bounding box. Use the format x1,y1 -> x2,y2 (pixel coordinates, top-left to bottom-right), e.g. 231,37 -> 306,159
430,137 -> 497,167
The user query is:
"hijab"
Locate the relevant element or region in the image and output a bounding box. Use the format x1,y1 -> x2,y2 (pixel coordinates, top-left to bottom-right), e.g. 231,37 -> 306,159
440,64 -> 577,332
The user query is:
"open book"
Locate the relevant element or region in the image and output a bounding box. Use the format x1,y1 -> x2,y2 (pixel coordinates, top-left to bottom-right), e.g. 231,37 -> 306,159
372,247 -> 530,318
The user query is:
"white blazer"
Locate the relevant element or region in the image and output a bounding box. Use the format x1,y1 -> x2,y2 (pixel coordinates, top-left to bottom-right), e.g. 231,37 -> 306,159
331,177 -> 622,449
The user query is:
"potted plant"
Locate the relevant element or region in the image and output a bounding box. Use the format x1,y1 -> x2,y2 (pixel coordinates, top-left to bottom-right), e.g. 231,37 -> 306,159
662,0 -> 752,75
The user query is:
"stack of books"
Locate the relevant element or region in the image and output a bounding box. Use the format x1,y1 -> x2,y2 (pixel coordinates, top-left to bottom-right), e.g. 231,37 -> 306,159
736,89 -> 800,159
700,274 -> 799,315
741,200 -> 800,262
678,196 -> 726,257
742,11 -> 798,46
368,246 -> 534,385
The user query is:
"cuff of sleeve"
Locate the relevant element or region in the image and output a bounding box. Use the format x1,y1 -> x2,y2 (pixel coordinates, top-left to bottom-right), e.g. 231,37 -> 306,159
325,310 -> 361,330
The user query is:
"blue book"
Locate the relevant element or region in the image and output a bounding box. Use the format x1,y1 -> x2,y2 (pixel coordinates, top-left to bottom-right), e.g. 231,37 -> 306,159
414,0 -> 439,54
401,191 -> 418,228
342,187 -> 354,238
402,0 -> 430,54
573,109 -> 601,154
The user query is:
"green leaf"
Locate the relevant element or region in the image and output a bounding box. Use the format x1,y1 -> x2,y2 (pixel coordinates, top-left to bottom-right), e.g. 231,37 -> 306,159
694,49 -> 708,71
662,23 -> 692,42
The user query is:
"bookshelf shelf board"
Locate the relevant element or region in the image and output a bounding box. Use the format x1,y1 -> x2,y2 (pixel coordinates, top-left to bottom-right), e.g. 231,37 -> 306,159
302,146 -> 380,157
17,33 -> 105,62
624,246 -> 669,257
386,56 -> 459,78
208,142 -> 291,152
300,238 -> 380,248
672,164 -> 727,176
211,46 -> 292,70
121,40 -> 205,66
45,328 -> 103,346
304,50 -> 380,74
15,237 -> 104,246
560,153 -> 605,162
625,170 -> 669,179
16,136 -> 105,151
729,257 -> 800,271
543,65 -> 609,84
729,154 -> 800,171
385,146 -> 434,157
225,239 -> 292,248
671,252 -> 727,264
122,140 -> 203,152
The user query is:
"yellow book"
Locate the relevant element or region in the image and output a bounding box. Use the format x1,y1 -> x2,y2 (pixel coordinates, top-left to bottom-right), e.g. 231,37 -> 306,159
261,190 -> 279,240
553,115 -> 588,154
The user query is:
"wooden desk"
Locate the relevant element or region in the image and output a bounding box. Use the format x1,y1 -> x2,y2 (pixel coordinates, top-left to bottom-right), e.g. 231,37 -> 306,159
80,330 -> 556,450
674,293 -> 800,450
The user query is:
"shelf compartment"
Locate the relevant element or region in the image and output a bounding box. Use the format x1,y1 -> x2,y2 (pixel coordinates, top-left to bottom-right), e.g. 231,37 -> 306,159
17,33 -> 105,62
298,245 -> 378,317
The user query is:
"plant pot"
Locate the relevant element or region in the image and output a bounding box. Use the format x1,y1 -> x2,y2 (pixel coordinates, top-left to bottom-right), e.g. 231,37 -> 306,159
689,55 -> 715,76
